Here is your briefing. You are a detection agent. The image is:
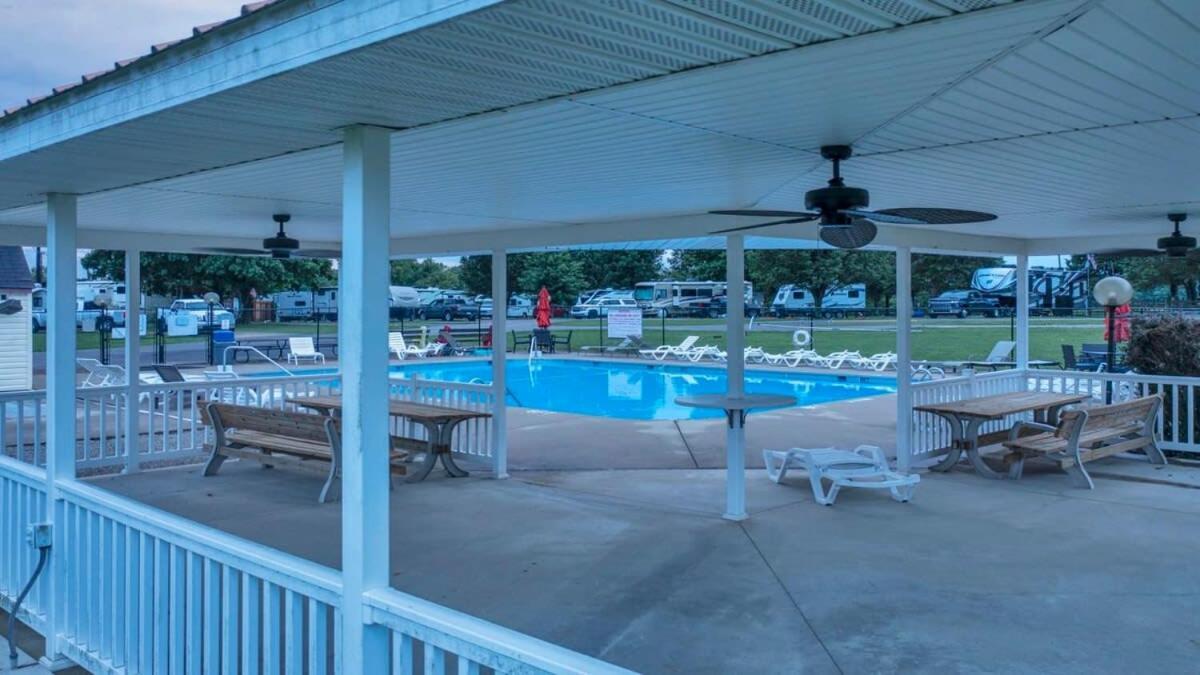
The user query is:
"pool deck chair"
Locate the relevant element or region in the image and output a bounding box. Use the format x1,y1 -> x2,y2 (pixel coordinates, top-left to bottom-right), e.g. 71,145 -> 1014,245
389,332 -> 438,359
961,340 -> 1015,369
763,445 -> 919,506
287,337 -> 326,365
639,335 -> 699,361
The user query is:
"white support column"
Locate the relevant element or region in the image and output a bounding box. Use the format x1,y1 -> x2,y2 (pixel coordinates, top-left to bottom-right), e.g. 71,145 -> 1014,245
124,249 -> 141,474
491,249 -> 508,479
339,125 -> 392,674
724,235 -> 747,521
1015,253 -> 1030,369
895,246 -> 913,474
42,193 -> 77,668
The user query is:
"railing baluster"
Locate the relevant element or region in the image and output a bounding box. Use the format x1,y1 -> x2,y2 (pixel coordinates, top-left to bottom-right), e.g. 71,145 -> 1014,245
244,575 -> 263,675
285,589 -> 303,673
223,566 -> 241,673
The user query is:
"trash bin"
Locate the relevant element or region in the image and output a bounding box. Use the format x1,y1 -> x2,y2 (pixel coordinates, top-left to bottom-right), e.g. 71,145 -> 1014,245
212,329 -> 237,365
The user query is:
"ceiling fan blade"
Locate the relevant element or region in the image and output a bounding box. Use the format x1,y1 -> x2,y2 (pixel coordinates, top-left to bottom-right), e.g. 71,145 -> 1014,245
710,209 -> 815,218
819,218 -> 877,249
841,208 -> 925,225
197,247 -> 270,256
293,249 -> 342,259
711,215 -> 819,234
871,207 -> 998,225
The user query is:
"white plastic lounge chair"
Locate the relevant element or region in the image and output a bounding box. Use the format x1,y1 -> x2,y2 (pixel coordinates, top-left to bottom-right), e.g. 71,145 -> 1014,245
963,340 -> 1015,368
77,358 -> 112,387
853,352 -> 897,371
763,445 -> 919,506
816,350 -> 861,369
639,335 -> 699,361
763,349 -> 819,368
389,332 -> 438,360
287,337 -> 326,365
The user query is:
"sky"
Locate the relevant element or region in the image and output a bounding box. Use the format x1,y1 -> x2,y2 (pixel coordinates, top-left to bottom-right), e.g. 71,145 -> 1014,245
0,1 -> 245,110
0,2 -> 1062,272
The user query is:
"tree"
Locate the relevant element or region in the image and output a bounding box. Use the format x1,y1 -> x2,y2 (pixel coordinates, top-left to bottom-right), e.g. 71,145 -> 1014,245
666,250 -> 725,281
456,254 -> 524,298
80,250 -> 335,305
389,259 -> 461,289
576,250 -> 663,290
846,251 -> 896,309
746,250 -> 847,309
911,254 -> 1002,305
515,252 -> 585,303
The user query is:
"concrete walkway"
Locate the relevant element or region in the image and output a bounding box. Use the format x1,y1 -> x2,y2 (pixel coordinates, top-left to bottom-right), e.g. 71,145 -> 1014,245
92,456 -> 1200,674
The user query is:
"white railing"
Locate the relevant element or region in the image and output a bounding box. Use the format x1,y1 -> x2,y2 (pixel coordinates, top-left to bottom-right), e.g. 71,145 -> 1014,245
390,377 -> 495,458
1025,370 -> 1200,454
911,368 -> 1200,461
1,456 -> 632,675
0,457 -> 49,634
910,369 -> 1027,462
2,371 -> 497,472
366,587 -> 635,675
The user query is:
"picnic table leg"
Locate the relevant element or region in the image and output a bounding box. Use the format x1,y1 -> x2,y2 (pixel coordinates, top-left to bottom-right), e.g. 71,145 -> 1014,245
961,418 -> 1007,479
930,412 -> 965,472
435,420 -> 470,478
408,429 -> 441,482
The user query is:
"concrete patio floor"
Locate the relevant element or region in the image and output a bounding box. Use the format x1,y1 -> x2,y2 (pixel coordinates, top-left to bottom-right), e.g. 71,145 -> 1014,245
91,450 -> 1200,674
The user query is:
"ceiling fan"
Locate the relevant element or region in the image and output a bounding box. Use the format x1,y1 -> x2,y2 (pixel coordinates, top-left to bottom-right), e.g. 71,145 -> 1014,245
1093,213 -> 1195,259
709,145 -> 997,249
199,214 -> 341,259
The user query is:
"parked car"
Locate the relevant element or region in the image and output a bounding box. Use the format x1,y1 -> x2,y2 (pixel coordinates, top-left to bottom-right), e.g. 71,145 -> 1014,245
708,295 -> 764,318
164,298 -> 237,329
478,298 -> 494,318
570,296 -> 639,319
927,290 -> 1003,318
419,296 -> 479,321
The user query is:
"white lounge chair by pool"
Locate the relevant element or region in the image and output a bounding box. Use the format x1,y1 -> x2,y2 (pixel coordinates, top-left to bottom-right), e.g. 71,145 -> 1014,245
763,445 -> 919,506
853,352 -> 897,371
286,337 -> 326,365
640,335 -> 700,361
389,332 -> 438,360
763,349 -> 821,368
817,350 -> 862,369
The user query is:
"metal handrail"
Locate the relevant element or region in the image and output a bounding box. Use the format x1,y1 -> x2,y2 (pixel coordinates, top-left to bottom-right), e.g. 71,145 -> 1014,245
222,345 -> 295,376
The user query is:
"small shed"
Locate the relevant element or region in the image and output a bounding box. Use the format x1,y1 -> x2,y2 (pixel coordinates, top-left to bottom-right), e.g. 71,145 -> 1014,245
0,247 -> 34,391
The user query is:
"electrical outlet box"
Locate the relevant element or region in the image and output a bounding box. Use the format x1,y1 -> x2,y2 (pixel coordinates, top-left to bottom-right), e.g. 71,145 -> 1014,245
26,522 -> 52,549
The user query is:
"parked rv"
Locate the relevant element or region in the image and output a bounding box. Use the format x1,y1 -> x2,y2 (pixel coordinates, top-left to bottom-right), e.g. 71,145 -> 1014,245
272,287 -> 338,321
388,285 -> 421,318
633,280 -> 753,317
507,295 -> 534,318
971,266 -> 1089,315
771,284 -> 866,317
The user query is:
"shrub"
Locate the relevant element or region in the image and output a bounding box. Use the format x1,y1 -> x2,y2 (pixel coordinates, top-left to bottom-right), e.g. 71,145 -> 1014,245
1124,314 -> 1200,377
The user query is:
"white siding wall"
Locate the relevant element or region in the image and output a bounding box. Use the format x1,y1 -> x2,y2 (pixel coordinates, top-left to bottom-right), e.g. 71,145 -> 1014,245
0,289 -> 32,391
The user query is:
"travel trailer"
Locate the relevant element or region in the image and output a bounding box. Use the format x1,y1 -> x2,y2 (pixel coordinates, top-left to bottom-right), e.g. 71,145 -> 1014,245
771,283 -> 867,317
272,287 -> 339,320
971,266 -> 1090,314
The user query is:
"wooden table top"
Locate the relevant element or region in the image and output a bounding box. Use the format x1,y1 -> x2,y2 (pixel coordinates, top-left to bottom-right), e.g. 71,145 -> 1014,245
286,395 -> 492,422
913,391 -> 1088,419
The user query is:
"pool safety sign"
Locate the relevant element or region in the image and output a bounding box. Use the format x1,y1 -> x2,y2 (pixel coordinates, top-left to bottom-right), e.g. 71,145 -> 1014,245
607,308 -> 643,338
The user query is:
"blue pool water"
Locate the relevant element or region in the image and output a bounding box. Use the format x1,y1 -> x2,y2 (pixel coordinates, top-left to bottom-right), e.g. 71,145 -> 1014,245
384,359 -> 895,421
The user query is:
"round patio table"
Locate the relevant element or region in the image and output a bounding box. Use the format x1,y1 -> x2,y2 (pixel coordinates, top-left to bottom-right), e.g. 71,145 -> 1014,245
675,393 -> 794,521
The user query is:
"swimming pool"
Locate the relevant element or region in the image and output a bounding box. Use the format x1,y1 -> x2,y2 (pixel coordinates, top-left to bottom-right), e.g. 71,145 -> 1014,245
386,359 -> 895,421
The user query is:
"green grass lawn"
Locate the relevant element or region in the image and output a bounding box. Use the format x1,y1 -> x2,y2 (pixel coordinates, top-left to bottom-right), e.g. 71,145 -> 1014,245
39,316 -> 1103,364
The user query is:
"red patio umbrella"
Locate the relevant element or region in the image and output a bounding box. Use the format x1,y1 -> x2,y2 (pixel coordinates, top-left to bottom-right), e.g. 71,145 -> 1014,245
535,286 -> 552,329
1104,303 -> 1131,342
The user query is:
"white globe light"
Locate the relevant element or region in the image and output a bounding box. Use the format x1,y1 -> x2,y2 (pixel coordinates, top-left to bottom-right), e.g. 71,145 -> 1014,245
203,291 -> 221,305
1092,276 -> 1133,307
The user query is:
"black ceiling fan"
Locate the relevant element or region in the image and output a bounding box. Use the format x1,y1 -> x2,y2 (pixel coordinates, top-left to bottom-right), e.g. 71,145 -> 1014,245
1093,213 -> 1195,259
709,145 -> 997,249
199,214 -> 341,259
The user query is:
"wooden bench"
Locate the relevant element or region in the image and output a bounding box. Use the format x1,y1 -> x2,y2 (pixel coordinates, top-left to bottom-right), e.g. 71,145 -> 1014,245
1002,394 -> 1165,489
201,403 -> 405,503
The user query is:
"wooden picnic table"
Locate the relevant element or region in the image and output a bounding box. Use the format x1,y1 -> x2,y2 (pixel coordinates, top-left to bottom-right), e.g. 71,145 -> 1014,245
286,395 -> 491,482
915,391 -> 1088,479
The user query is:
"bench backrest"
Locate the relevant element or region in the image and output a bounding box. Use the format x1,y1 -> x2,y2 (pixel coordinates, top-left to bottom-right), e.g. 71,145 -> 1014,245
1058,394 -> 1161,439
1082,394 -> 1161,430
205,402 -> 332,443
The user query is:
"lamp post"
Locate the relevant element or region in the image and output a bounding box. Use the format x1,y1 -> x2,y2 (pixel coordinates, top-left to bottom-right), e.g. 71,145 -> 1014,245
1092,276 -> 1133,403
94,294 -> 113,365
204,291 -> 221,365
